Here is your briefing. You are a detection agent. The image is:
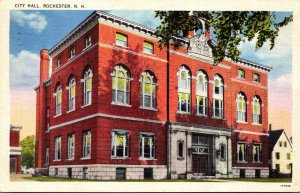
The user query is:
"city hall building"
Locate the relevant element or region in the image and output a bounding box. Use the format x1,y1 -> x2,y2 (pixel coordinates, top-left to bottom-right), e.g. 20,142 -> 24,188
35,11 -> 271,180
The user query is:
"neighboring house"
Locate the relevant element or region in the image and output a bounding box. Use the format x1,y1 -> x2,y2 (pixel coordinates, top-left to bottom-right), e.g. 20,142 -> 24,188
269,129 -> 292,176
35,11 -> 271,180
10,125 -> 22,174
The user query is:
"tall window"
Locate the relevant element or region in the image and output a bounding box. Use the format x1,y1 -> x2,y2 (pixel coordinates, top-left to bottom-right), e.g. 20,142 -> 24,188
213,75 -> 224,118
140,71 -> 156,109
252,143 -> 261,162
252,96 -> 262,124
68,77 -> 76,111
237,142 -> 247,162
220,144 -> 226,161
143,41 -> 154,54
82,68 -> 92,106
55,85 -> 62,116
236,93 -> 247,122
112,65 -> 130,105
111,131 -> 129,158
70,46 -> 75,58
116,33 -> 127,47
177,140 -> 184,159
140,133 -> 155,159
82,131 -> 91,158
196,70 -> 208,116
68,134 -> 75,160
56,56 -> 61,68
54,137 -> 61,160
85,35 -> 92,48
177,66 -> 191,113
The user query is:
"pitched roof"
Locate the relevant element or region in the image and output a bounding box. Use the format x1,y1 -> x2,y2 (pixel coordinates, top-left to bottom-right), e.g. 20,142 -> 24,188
269,129 -> 284,150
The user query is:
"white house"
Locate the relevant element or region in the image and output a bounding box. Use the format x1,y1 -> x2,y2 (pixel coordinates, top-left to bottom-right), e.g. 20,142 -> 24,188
269,129 -> 292,176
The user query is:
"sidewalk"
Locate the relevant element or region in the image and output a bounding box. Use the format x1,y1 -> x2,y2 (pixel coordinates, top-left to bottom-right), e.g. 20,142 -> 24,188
10,173 -> 32,181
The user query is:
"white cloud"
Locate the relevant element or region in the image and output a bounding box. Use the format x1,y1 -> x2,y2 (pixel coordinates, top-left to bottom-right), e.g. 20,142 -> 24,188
11,10 -> 47,32
10,50 -> 40,89
239,23 -> 292,60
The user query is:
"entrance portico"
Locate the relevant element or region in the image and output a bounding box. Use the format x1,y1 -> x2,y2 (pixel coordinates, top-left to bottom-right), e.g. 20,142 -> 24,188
168,122 -> 232,179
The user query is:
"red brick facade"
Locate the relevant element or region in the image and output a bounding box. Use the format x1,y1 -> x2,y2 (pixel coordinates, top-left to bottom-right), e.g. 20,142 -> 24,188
10,125 -> 21,174
35,11 -> 271,179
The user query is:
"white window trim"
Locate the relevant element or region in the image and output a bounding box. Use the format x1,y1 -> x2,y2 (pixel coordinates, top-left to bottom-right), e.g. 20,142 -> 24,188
68,78 -> 76,111
70,46 -> 75,59
111,131 -> 129,158
252,143 -> 262,163
55,86 -> 62,116
213,75 -> 224,118
82,69 -> 93,106
177,66 -> 191,113
140,133 -> 156,159
85,35 -> 92,48
143,41 -> 154,54
82,131 -> 91,159
252,96 -> 262,124
237,142 -> 247,163
67,134 -> 75,160
111,65 -> 130,105
139,71 -> 156,109
236,93 -> 247,123
116,33 -> 128,47
54,137 -> 61,161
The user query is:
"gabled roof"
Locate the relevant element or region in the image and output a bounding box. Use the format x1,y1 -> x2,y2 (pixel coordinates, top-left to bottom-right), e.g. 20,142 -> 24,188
269,129 -> 292,150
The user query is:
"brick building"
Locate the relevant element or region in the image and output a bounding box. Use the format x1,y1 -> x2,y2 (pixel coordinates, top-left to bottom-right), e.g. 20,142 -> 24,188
35,11 -> 271,179
10,125 -> 22,174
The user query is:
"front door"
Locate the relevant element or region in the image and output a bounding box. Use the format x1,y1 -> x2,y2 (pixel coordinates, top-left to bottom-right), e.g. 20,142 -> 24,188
192,154 -> 208,174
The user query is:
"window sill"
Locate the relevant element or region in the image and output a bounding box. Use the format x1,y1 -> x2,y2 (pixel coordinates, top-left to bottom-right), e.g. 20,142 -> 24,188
81,157 -> 91,160
220,159 -> 226,162
53,114 -> 62,118
140,107 -> 157,111
252,81 -> 261,84
252,161 -> 263,164
236,121 -> 247,124
111,102 -> 132,107
53,159 -> 61,162
83,45 -> 92,51
252,123 -> 262,126
66,159 -> 74,161
177,157 -> 185,160
177,111 -> 191,115
212,116 -> 224,120
237,76 -> 245,80
139,157 -> 157,161
143,52 -> 155,56
66,109 -> 75,114
81,104 -> 91,108
68,56 -> 75,61
114,44 -> 129,49
111,156 -> 130,160
237,161 -> 248,164
196,114 -> 208,118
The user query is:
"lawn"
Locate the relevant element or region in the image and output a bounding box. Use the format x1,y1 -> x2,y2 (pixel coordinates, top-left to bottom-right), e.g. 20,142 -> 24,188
22,176 -> 292,183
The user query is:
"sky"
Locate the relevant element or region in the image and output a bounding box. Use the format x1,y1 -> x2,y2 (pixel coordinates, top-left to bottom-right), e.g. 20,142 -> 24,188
9,10 -> 293,140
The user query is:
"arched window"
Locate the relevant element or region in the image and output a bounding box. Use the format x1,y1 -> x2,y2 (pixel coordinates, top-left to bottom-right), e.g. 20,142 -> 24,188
177,66 -> 191,113
112,65 -> 130,105
196,70 -> 208,116
68,77 -> 76,111
252,96 -> 262,124
140,71 -> 156,109
236,93 -> 247,122
82,68 -> 92,106
55,84 -> 62,116
213,75 -> 224,118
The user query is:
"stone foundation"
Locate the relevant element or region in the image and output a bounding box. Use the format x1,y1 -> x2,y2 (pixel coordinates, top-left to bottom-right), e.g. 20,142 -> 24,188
49,164 -> 167,180
232,167 -> 269,178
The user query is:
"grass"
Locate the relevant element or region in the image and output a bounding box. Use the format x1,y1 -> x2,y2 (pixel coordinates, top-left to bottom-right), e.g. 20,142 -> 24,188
22,176 -> 292,183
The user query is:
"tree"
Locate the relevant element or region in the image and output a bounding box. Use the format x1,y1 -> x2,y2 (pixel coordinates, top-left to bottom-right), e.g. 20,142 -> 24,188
20,135 -> 35,168
155,11 -> 293,63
